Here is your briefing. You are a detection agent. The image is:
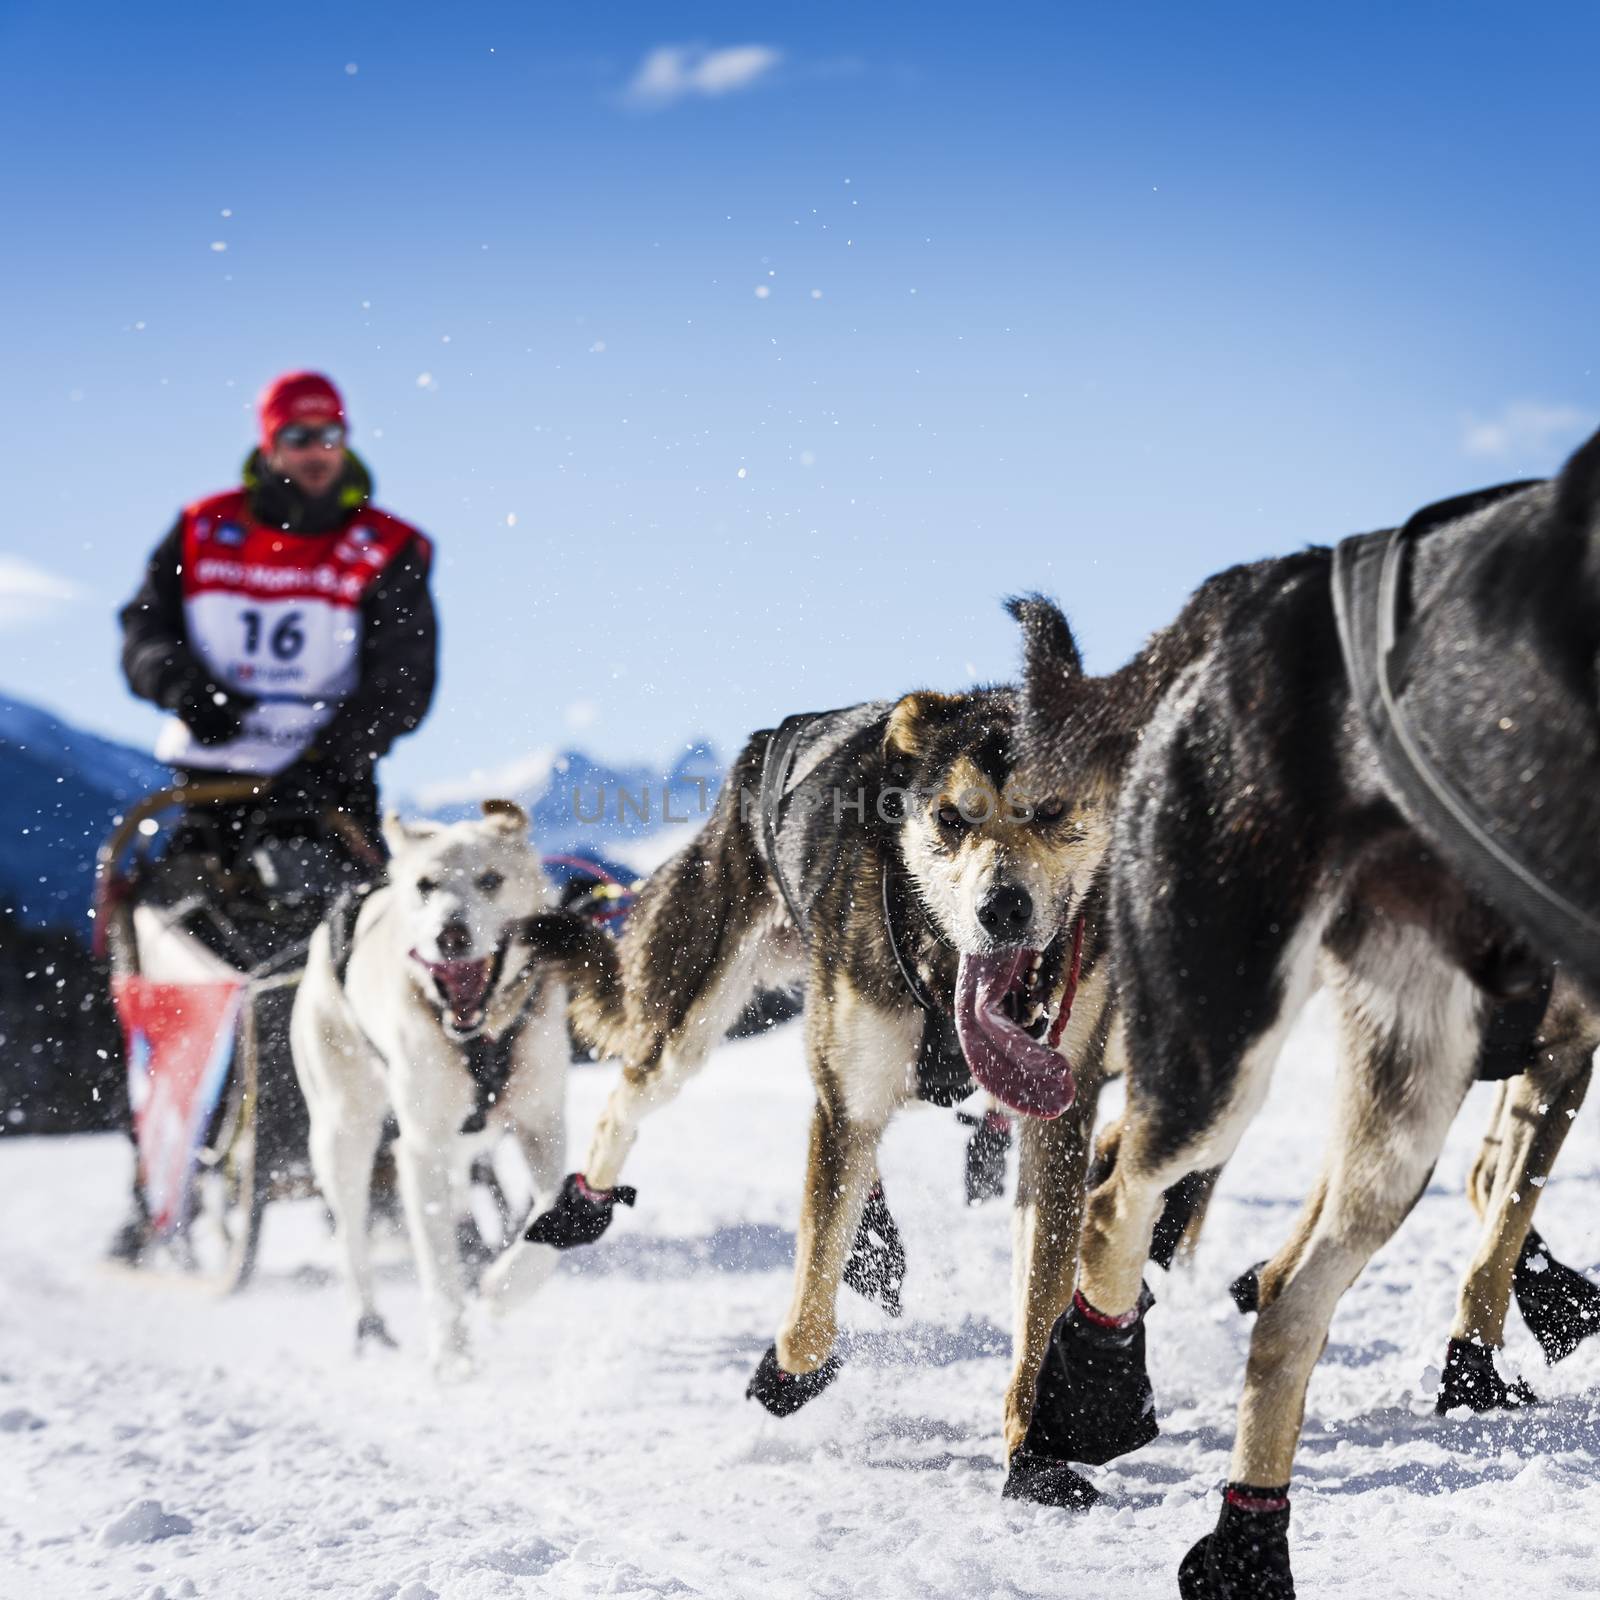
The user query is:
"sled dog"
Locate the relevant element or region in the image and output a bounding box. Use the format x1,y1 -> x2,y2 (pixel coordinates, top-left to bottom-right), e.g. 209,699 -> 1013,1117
291,801 -> 570,1372
1008,429 -> 1600,1598
506,689 -> 1123,1452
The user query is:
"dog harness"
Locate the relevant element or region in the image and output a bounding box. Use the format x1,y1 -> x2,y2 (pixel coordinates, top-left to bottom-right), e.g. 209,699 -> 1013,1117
1332,482 -> 1561,1079
757,705 -> 978,1104
325,883 -> 546,1133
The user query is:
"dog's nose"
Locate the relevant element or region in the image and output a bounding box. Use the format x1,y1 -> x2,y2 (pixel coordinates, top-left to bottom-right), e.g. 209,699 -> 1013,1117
977,883 -> 1033,939
436,919 -> 473,960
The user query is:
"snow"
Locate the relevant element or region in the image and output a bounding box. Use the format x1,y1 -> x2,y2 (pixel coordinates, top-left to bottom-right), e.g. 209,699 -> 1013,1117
3,996 -> 1600,1598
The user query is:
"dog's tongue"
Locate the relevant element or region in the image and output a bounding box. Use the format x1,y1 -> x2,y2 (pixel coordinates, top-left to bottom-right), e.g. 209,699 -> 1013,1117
428,956 -> 494,1030
954,950 -> 1076,1119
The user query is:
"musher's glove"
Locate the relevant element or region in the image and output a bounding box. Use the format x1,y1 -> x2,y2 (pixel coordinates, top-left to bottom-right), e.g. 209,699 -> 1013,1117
161,670 -> 257,747
523,1173 -> 637,1249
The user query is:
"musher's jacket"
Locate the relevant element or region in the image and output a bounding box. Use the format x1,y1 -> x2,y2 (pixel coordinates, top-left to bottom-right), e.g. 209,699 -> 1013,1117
119,451 -> 437,784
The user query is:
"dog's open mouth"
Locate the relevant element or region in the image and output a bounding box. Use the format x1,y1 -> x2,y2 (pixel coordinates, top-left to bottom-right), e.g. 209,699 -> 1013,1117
954,944 -> 1076,1119
410,949 -> 499,1036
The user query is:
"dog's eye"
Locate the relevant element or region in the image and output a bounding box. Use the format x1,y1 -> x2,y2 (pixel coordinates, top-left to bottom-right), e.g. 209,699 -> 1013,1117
477,870 -> 505,896
415,877 -> 437,898
1035,797 -> 1067,823
937,803 -> 965,830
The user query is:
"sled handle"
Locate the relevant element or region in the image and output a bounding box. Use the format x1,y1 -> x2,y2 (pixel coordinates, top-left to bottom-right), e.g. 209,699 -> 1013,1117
96,779 -> 269,888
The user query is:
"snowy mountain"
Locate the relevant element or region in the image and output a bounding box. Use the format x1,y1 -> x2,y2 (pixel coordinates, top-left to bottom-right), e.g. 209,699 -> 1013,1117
0,690 -> 720,930
0,695 -> 167,930
408,738 -> 724,855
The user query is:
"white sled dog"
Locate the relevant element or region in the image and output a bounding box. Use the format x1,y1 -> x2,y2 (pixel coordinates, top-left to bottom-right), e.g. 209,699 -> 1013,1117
291,800 -> 571,1372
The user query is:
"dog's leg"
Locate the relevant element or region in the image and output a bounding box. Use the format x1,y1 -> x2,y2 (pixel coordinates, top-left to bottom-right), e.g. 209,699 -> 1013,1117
392,1126 -> 473,1375
291,937 -> 395,1350
1447,1033 -> 1596,1390
1004,1072 -> 1102,1459
307,1084 -> 390,1350
747,1098 -> 888,1417
1005,913 -> 1321,1515
748,992 -> 912,1417
1179,937 -> 1481,1600
480,1061 -> 570,1313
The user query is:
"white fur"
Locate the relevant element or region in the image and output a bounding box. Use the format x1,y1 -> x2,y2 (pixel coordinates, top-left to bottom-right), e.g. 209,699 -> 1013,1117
290,805 -> 570,1374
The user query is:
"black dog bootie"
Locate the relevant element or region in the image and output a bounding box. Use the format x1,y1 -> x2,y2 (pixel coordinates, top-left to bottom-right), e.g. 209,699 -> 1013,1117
1178,1487 -> 1294,1599
1002,1282 -> 1158,1505
523,1173 -> 637,1249
842,1182 -> 907,1316
1434,1337 -> 1537,1413
1514,1228 -> 1600,1364
745,1345 -> 842,1417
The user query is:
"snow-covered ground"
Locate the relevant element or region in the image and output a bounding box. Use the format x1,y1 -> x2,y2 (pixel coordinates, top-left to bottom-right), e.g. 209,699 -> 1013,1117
4,996 -> 1600,1600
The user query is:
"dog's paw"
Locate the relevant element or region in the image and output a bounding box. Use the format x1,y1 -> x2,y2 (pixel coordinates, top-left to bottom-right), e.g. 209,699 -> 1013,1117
1514,1229 -> 1600,1365
355,1312 -> 399,1353
1017,1285 -> 1159,1467
478,1237 -> 560,1312
1434,1337 -> 1538,1413
523,1173 -> 637,1249
1000,1448 -> 1101,1509
842,1183 -> 907,1317
1229,1263 -> 1265,1316
1178,1492 -> 1295,1600
745,1345 -> 841,1418
957,1110 -> 1011,1205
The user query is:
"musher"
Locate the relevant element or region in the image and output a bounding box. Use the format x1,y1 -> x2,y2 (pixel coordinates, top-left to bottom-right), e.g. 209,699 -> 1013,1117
106,370 -> 439,1259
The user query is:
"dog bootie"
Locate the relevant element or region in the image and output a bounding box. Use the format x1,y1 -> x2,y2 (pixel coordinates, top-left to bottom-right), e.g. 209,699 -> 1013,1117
355,1311 -> 398,1352
1000,1447 -> 1101,1510
1010,1283 -> 1159,1483
1229,1262 -> 1266,1315
842,1182 -> 907,1317
1434,1337 -> 1538,1412
523,1173 -> 637,1249
1513,1228 -> 1600,1365
958,1109 -> 1011,1205
1178,1488 -> 1294,1600
745,1345 -> 842,1417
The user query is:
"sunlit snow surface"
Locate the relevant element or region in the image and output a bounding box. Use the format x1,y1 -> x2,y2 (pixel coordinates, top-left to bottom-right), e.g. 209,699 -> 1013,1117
3,994 -> 1599,1599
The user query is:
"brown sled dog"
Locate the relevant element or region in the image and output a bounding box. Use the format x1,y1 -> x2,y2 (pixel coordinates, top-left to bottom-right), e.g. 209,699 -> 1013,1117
501,689 -> 1123,1453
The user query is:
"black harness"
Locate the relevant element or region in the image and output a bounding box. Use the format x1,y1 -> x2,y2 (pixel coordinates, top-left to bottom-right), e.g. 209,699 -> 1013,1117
326,884 -> 545,1132
1331,483 -> 1559,1080
759,712 -> 974,1105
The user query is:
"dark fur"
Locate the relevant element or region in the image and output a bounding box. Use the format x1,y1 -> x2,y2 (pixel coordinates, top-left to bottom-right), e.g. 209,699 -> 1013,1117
1013,429 -> 1600,1591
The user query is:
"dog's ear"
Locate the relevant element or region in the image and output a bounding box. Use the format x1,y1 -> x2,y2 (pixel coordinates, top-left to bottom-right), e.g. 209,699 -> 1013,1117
1008,593 -> 1091,739
481,798 -> 529,833
381,810 -> 442,855
1007,593 -> 1084,695
1555,424 -> 1600,530
884,692 -> 965,769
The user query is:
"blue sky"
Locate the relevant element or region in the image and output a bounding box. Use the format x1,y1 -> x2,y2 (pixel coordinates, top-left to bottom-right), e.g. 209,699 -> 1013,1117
2,0 -> 1597,801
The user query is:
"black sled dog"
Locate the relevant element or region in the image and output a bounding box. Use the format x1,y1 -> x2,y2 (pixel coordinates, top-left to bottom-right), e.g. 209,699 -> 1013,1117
1008,429 -> 1600,1598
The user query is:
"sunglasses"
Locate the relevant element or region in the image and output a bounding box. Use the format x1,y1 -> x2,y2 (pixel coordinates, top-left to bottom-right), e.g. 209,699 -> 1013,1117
276,422 -> 346,450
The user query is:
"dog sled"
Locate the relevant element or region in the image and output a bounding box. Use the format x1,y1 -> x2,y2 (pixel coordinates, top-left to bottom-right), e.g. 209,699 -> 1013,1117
96,779 -> 385,1291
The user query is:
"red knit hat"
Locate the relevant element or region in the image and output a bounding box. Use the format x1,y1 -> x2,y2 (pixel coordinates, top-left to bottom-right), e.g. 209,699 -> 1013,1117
257,371 -> 347,449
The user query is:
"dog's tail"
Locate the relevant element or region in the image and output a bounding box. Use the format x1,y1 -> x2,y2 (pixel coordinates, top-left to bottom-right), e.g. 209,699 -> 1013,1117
519,912 -> 625,1053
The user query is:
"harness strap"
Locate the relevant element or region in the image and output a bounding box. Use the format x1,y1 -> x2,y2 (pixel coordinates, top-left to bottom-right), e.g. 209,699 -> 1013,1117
327,881 -> 379,987
459,989 -> 541,1134
1334,487 -> 1600,966
881,861 -> 940,1013
760,712 -> 822,935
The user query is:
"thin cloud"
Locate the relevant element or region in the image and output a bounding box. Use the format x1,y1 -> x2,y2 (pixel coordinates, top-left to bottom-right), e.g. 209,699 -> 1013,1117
625,44 -> 782,109
1461,401 -> 1590,461
0,556 -> 82,630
